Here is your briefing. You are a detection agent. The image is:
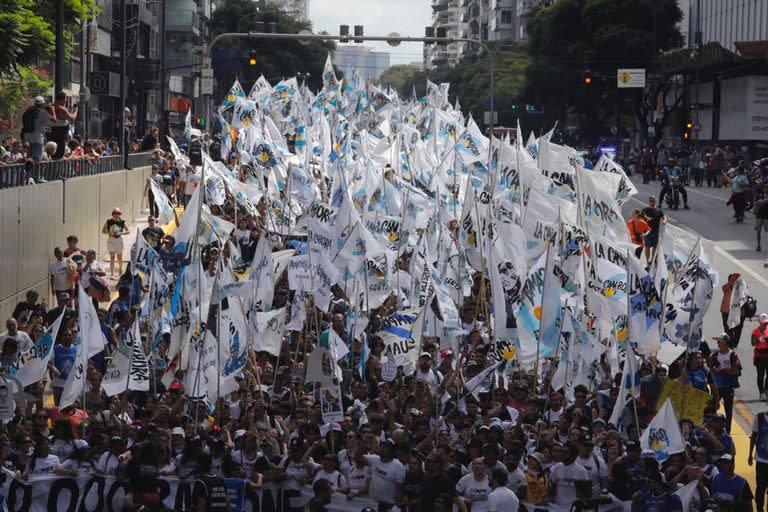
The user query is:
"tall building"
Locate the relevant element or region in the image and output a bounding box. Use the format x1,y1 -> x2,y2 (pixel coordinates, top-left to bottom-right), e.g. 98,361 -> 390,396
426,0 -> 464,68
333,46 -> 391,81
265,0 -> 309,22
488,0 -> 516,42
684,0 -> 768,51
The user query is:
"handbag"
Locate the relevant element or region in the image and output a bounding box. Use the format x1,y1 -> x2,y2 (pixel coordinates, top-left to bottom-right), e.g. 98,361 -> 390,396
87,275 -> 112,302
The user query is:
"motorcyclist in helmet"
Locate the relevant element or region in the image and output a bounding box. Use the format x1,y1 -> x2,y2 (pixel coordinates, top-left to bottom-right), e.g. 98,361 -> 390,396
659,157 -> 690,210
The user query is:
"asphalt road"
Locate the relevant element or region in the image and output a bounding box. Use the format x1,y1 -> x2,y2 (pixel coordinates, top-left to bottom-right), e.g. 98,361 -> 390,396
623,176 -> 768,419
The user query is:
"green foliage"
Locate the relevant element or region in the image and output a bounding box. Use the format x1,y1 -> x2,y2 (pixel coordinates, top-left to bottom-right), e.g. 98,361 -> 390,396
399,42 -> 531,127
0,66 -> 52,133
379,64 -> 420,92
211,0 -> 336,92
0,0 -> 99,76
524,0 -> 683,141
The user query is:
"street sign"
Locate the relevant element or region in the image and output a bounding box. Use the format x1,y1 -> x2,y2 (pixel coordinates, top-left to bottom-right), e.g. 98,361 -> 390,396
617,68 -> 646,88
201,77 -> 214,95
483,111 -> 498,124
525,104 -> 544,114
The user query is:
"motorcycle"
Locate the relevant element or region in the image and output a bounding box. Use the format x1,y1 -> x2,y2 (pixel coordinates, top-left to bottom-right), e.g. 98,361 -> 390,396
664,176 -> 682,210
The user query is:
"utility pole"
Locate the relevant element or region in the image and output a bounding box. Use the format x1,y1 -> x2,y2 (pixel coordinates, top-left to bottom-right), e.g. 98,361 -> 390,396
120,0 -> 128,168
55,0 -> 65,94
694,0 -> 702,142
159,0 -> 168,149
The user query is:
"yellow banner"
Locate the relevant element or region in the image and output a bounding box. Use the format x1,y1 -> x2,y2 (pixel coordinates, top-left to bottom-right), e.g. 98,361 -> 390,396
657,379 -> 712,425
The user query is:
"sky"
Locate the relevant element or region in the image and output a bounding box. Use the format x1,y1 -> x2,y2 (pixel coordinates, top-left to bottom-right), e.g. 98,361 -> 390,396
308,0 -> 431,68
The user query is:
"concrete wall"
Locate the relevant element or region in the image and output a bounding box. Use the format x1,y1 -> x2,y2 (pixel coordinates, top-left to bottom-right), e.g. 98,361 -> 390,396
0,167 -> 150,322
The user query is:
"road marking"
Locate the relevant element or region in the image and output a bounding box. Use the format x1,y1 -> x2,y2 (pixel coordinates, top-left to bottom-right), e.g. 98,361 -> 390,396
685,187 -> 728,203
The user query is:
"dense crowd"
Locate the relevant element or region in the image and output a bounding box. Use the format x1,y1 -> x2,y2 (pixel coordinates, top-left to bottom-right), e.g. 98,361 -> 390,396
0,67 -> 765,512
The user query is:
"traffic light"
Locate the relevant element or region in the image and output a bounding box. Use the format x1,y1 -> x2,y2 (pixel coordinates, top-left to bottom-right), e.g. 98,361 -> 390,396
510,103 -> 518,112
584,71 -> 593,85
683,120 -> 692,140
340,25 -> 349,43
195,116 -> 205,128
247,52 -> 258,67
354,25 -> 364,43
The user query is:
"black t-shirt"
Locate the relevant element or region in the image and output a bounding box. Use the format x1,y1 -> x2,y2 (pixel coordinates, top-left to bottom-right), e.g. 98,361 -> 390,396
307,501 -> 329,512
45,306 -> 76,329
420,472 -> 454,512
192,473 -> 228,511
756,200 -> 768,219
105,219 -> 126,237
642,207 -> 663,232
13,301 -> 45,323
142,226 -> 165,249
127,461 -> 160,493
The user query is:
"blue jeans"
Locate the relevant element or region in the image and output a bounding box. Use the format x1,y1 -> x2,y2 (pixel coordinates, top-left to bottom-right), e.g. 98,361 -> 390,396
28,142 -> 43,161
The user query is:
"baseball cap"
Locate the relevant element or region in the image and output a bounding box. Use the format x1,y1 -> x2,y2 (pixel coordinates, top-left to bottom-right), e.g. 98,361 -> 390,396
488,417 -> 503,430
712,412 -> 726,420
234,429 -> 246,441
110,436 -> 124,445
578,434 -> 594,446
440,349 -> 454,358
760,313 -> 768,324
713,332 -> 731,342
719,453 -> 734,462
169,380 -> 184,392
171,427 -> 186,438
641,449 -> 656,459
33,96 -> 45,106
112,207 -> 122,215
58,292 -> 70,301
74,439 -> 90,451
420,351 -> 432,359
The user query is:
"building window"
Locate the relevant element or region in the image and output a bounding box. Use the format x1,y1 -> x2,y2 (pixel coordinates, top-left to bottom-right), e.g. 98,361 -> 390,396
501,10 -> 512,24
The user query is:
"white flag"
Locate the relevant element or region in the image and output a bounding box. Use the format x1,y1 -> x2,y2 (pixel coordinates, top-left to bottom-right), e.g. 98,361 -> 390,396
15,309 -> 65,387
254,307 -> 285,357
608,350 -> 639,427
640,397 -> 685,462
727,275 -> 749,328
464,362 -> 502,401
329,328 -> 349,361
675,480 -> 703,512
127,319 -> 150,391
102,350 -> 130,397
147,178 -> 175,225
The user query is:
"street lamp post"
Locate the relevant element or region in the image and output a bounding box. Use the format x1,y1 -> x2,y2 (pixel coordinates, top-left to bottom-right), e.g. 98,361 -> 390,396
203,32 -> 495,134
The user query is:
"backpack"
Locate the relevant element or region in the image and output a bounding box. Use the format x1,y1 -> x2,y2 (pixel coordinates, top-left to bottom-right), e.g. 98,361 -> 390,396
20,107 -> 37,138
188,139 -> 203,167
742,296 -> 757,319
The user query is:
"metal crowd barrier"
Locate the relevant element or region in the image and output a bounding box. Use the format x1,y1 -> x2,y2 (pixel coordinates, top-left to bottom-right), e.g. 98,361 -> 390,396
0,152 -> 153,189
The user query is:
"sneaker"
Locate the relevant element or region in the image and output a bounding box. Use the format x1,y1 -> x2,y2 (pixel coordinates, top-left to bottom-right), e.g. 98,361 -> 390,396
758,246 -> 762,252
684,205 -> 690,209
761,392 -> 766,400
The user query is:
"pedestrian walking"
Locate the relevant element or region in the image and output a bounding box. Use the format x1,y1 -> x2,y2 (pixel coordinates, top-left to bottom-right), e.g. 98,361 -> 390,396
753,314 -> 768,400
709,333 -> 742,434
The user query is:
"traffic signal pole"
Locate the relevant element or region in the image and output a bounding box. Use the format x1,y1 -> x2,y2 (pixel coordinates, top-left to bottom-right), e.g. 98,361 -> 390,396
203,32 -> 495,135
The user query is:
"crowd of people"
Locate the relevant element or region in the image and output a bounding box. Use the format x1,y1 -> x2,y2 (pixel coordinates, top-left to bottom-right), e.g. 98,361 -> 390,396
0,93 -> 163,167
0,68 -> 766,512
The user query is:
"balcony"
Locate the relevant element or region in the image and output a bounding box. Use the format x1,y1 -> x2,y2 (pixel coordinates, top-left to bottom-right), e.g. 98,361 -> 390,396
166,9 -> 200,35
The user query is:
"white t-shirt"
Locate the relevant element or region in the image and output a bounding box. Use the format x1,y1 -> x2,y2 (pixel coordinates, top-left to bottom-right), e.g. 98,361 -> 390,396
60,458 -> 95,473
348,464 -> 371,491
365,455 -> 406,504
0,331 -> 33,354
279,456 -> 318,483
550,461 -> 589,508
26,454 -> 60,475
338,449 -> 353,479
80,261 -> 105,290
313,469 -> 349,489
576,453 -> 608,494
543,407 -> 564,424
96,451 -> 121,476
456,473 -> 491,502
182,169 -> 200,195
50,259 -> 73,291
231,450 -> 265,478
487,485 -> 519,512
416,368 -> 442,396
507,467 -> 526,492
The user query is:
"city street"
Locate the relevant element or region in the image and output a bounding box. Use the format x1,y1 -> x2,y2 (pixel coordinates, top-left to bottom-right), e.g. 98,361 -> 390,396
625,176 -> 768,487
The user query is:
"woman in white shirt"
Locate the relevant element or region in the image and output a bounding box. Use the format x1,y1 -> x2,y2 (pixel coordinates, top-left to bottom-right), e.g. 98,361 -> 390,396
23,438 -> 60,477
312,453 -> 350,493
455,458 -> 491,512
347,448 -> 371,498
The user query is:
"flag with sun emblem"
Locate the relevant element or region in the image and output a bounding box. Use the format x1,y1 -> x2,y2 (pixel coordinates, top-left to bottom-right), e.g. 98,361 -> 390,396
627,253 -> 662,354
640,398 -> 685,462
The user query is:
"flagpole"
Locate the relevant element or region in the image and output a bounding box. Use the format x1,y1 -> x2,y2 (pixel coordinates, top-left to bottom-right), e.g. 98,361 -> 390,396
533,242 -> 552,387
192,158 -> 207,428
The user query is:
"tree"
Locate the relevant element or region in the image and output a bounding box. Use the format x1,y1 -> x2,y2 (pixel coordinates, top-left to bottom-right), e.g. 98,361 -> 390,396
380,64 -> 420,92
524,0 -> 683,145
210,0 -> 336,95
0,0 -> 98,76
399,42 -> 531,128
